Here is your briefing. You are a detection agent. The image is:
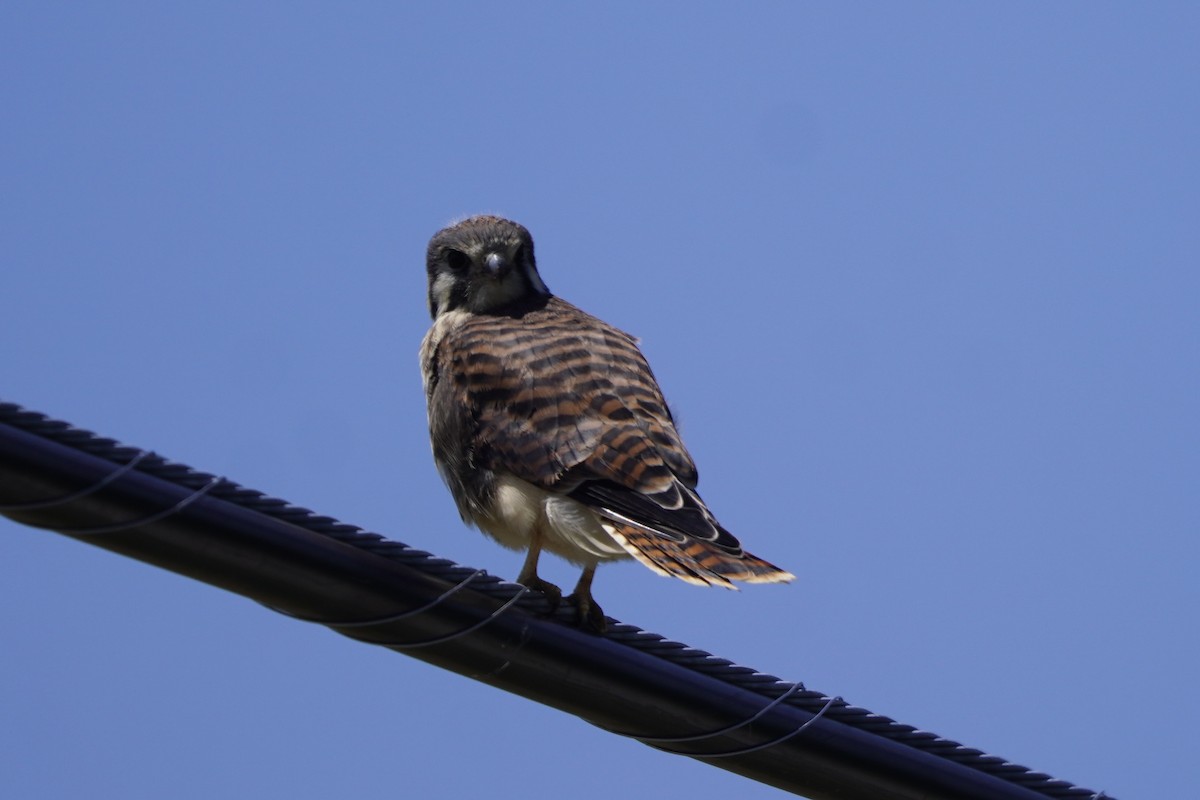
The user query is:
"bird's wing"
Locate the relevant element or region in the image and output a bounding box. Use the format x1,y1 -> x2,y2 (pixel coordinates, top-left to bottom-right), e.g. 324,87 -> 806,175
447,297 -> 793,585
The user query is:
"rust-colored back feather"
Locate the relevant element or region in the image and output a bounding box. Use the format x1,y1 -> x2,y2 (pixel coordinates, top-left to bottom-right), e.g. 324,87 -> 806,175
428,291 -> 794,586
604,519 -> 794,589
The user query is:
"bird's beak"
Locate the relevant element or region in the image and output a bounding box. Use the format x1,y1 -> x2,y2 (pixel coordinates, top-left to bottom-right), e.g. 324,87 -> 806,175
484,252 -> 509,277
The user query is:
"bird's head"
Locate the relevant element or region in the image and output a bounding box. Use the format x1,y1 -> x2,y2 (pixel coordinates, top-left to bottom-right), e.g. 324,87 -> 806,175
425,215 -> 550,318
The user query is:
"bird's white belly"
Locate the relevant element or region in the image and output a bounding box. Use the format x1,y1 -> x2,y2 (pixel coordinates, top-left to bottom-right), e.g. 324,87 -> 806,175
474,474 -> 630,566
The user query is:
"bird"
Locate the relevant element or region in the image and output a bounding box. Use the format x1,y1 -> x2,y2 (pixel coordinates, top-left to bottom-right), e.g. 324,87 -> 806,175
420,215 -> 793,631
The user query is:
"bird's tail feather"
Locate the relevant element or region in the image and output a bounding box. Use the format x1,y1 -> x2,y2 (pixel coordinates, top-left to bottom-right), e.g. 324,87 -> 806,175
602,521 -> 795,589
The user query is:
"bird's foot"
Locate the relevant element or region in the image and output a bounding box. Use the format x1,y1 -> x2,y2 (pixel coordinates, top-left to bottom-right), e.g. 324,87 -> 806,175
518,573 -> 563,611
566,591 -> 607,634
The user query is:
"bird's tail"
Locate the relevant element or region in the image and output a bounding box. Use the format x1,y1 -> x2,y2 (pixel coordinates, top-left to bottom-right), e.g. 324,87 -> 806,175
603,520 -> 795,589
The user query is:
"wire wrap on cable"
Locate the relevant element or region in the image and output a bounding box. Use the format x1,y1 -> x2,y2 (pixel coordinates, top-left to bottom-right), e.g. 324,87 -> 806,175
0,450 -> 153,511
599,683 -> 839,758
31,475 -> 222,535
262,569 -> 490,628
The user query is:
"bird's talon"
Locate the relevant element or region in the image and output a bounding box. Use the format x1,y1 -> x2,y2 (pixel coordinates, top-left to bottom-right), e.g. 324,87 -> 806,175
520,575 -> 562,610
566,592 -> 607,634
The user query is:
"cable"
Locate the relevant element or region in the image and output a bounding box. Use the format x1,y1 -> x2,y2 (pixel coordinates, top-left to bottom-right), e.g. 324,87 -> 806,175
0,400 -> 1111,800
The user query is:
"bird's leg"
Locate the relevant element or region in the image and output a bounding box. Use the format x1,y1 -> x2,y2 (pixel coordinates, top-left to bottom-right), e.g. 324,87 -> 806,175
516,525 -> 562,609
567,562 -> 606,633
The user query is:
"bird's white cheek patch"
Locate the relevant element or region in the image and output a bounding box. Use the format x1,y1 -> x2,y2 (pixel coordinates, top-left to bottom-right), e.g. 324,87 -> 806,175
430,272 -> 459,314
521,262 -> 549,296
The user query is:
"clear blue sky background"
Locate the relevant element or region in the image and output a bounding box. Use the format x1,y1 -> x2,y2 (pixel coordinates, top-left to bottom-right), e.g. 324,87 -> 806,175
2,4 -> 1196,798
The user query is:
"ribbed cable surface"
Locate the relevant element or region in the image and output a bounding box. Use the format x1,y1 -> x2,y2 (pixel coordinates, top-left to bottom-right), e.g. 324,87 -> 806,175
0,401 -> 1109,800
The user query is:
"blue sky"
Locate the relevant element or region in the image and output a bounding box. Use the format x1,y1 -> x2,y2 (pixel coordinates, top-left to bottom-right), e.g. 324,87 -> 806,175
2,4 -> 1196,798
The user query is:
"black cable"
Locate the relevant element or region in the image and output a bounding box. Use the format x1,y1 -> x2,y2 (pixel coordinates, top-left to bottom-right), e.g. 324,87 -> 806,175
0,400 -> 1110,800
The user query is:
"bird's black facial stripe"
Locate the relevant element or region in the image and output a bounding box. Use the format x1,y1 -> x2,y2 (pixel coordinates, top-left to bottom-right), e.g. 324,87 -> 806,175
447,279 -> 468,312
429,270 -> 468,317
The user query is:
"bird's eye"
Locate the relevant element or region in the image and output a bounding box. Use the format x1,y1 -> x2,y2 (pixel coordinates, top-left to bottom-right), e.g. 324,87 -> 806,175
445,249 -> 470,272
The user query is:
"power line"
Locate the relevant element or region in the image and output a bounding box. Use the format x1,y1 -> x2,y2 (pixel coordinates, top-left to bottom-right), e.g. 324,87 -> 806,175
0,400 -> 1110,800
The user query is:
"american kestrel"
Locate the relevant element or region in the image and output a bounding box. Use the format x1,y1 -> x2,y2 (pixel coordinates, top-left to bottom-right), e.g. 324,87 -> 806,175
420,215 -> 793,630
